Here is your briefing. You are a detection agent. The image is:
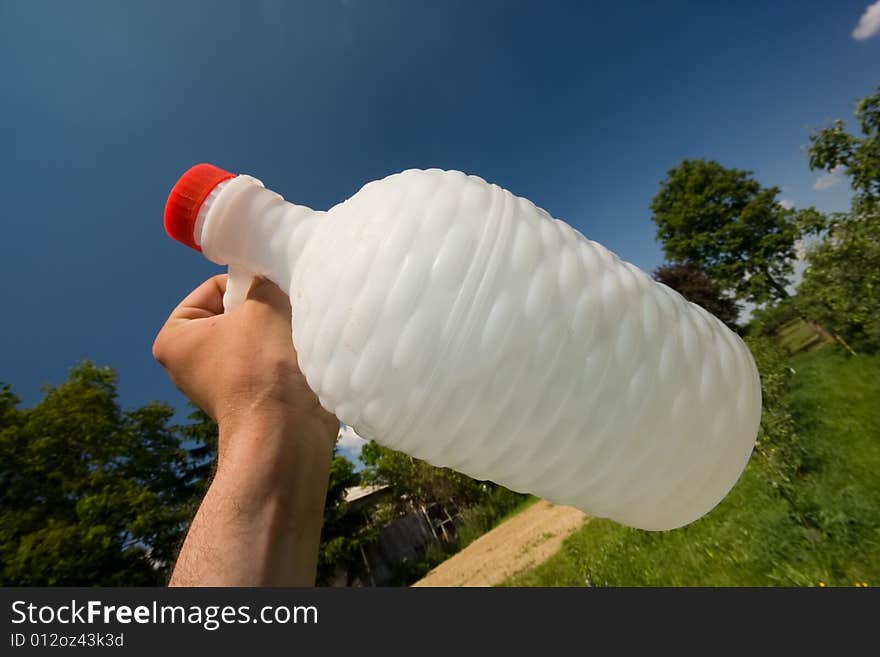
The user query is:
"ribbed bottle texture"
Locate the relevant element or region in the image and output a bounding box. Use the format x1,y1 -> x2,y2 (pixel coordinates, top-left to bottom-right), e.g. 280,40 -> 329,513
175,167 -> 762,531
285,169 -> 761,530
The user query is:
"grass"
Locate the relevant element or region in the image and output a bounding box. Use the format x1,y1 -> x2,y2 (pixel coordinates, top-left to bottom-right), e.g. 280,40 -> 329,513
503,347 -> 879,587
786,348 -> 880,584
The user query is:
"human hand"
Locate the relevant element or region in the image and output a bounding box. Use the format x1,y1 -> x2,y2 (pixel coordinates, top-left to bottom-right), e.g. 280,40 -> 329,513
152,274 -> 338,444
153,275 -> 338,585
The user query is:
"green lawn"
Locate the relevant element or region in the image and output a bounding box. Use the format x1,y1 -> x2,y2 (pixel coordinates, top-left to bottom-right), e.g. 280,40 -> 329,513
504,347 -> 879,587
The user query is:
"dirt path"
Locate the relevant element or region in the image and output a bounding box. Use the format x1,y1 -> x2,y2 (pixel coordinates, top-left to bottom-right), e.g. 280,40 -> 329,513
412,500 -> 588,587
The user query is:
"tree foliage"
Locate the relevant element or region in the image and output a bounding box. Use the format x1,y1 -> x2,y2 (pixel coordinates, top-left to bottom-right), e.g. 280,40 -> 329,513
742,335 -> 803,495
0,362 -> 495,586
799,88 -> 880,352
809,88 -> 880,214
0,363 -> 209,585
796,212 -> 880,353
315,450 -> 377,586
650,159 -> 804,304
652,261 -> 740,329
360,441 -> 485,512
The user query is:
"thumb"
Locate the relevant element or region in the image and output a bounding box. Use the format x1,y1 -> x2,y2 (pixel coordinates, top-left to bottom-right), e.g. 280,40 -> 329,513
245,276 -> 292,313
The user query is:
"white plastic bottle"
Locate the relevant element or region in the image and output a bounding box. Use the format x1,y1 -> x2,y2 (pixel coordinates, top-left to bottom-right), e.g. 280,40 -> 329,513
164,163 -> 762,530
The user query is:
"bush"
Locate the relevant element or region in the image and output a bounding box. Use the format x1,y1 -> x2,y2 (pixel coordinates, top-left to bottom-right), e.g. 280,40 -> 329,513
743,336 -> 806,494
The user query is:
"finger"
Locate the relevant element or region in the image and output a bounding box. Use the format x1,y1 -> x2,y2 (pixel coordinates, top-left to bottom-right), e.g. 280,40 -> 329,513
169,274 -> 229,321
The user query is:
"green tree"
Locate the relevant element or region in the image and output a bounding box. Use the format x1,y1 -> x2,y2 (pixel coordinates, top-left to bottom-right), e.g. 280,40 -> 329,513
652,261 -> 740,329
650,159 -> 804,304
360,441 -> 484,512
0,363 -> 209,585
796,212 -> 880,353
178,407 -> 218,497
809,88 -> 880,214
315,450 -> 372,586
799,87 -> 880,352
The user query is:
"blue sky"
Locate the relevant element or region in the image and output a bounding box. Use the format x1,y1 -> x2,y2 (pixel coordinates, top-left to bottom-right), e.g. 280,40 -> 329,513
1,0 -> 878,430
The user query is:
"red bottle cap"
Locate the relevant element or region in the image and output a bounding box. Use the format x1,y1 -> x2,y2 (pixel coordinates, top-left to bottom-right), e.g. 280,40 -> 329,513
164,163 -> 236,251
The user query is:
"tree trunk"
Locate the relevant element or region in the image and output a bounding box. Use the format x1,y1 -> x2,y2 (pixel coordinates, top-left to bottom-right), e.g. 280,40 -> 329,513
765,271 -> 790,300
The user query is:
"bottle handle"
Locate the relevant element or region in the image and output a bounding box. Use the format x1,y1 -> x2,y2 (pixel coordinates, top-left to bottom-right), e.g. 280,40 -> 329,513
223,263 -> 255,313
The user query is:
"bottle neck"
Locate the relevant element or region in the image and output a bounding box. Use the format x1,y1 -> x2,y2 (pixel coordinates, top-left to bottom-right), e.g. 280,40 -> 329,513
196,175 -> 317,286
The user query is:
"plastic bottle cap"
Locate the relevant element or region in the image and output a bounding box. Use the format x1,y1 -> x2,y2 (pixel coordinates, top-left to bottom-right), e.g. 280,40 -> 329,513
164,163 -> 236,251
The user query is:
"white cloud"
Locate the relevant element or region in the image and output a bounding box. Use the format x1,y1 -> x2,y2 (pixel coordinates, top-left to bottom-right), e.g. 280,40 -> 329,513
813,165 -> 845,191
778,199 -> 794,209
337,424 -> 368,456
853,1 -> 880,40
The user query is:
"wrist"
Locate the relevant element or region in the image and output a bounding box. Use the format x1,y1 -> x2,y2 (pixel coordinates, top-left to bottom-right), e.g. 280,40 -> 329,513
215,410 -> 335,490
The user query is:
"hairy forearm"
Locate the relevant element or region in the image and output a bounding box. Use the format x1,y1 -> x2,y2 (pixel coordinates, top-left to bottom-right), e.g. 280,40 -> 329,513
170,413 -> 334,587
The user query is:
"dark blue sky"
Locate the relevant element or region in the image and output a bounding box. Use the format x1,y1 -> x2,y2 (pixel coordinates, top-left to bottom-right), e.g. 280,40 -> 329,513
2,0 -> 877,413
